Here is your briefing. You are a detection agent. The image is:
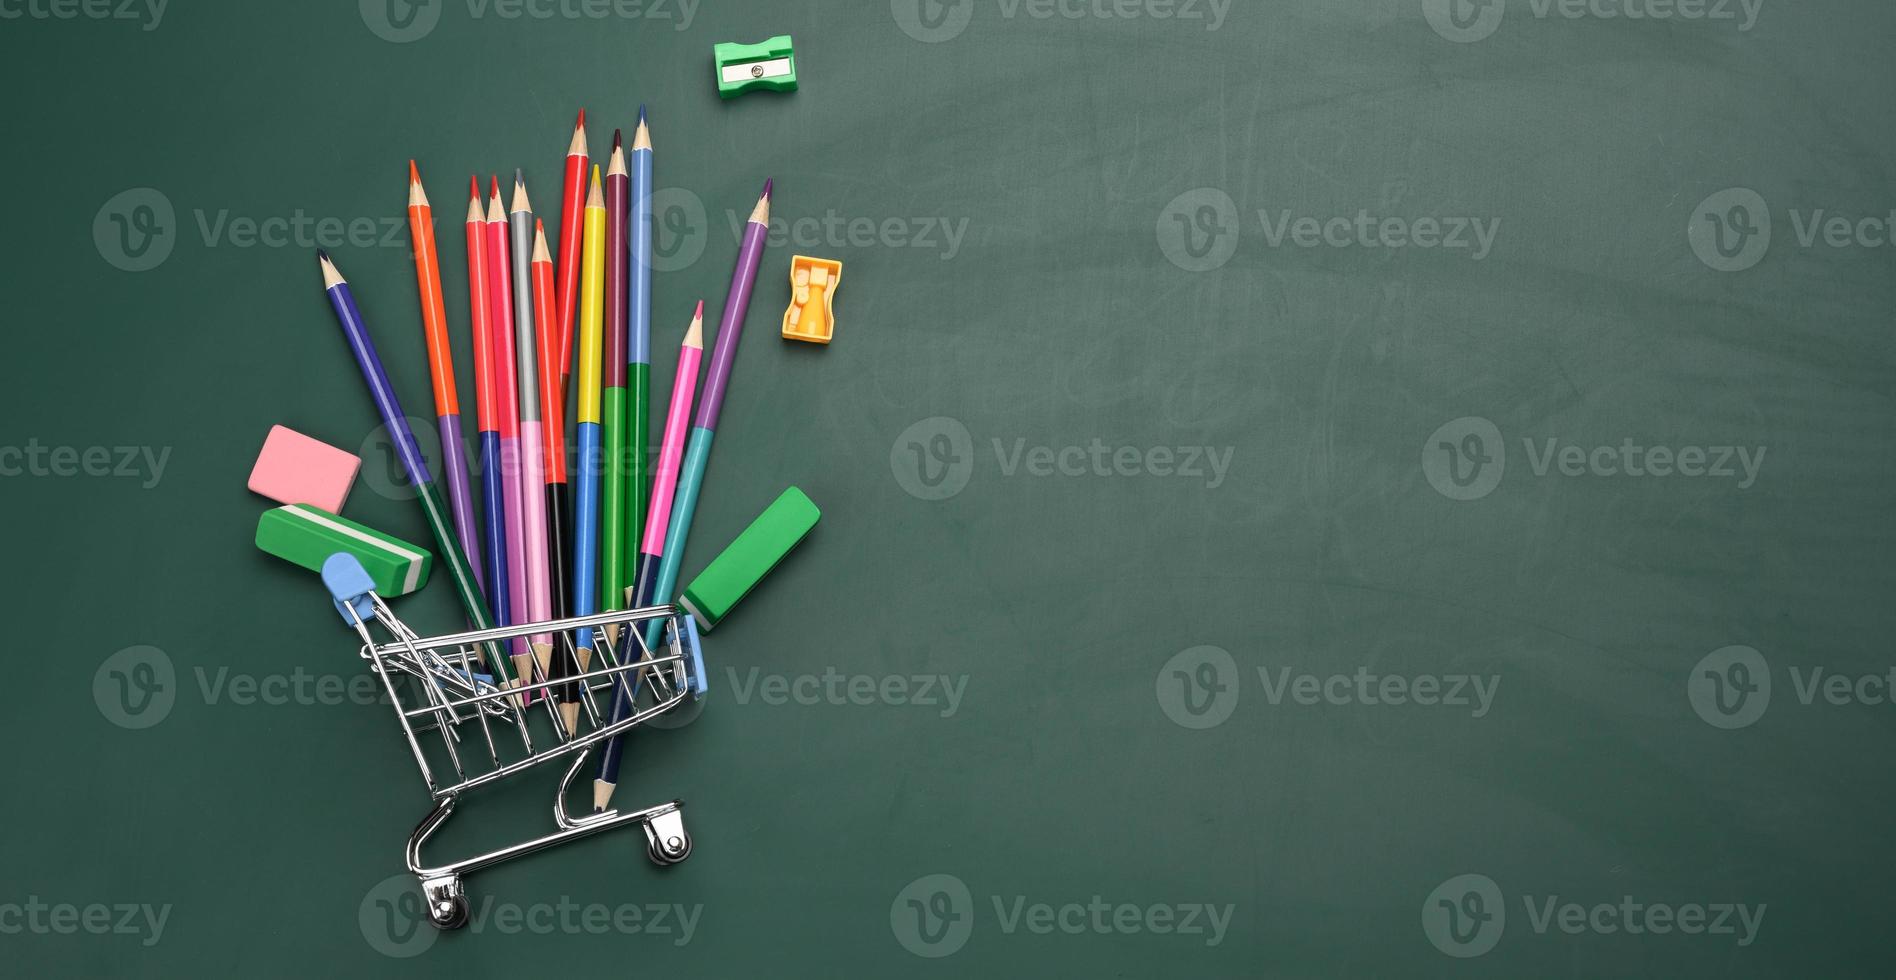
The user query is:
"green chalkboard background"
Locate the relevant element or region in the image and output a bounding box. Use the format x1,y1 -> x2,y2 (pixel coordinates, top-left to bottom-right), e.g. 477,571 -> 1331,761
3,0 -> 1893,975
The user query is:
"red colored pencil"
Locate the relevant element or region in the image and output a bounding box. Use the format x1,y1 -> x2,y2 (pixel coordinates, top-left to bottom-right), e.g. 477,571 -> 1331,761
555,110 -> 588,396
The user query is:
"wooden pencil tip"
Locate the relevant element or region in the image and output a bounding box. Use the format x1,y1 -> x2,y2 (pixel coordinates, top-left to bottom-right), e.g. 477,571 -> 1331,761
511,171 -> 531,213
613,128 -> 623,150
684,303 -> 704,347
409,159 -> 420,184
638,104 -> 646,124
469,174 -> 480,199
586,166 -> 605,207
316,248 -> 330,263
532,222 -> 552,262
761,178 -> 774,200
693,299 -> 703,318
576,107 -> 585,127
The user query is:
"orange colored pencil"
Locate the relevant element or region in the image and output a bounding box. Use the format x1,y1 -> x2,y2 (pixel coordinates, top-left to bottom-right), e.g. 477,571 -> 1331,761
406,161 -> 481,592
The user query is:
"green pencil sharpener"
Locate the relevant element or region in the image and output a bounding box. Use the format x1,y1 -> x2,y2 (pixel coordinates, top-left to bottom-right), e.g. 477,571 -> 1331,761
714,35 -> 796,99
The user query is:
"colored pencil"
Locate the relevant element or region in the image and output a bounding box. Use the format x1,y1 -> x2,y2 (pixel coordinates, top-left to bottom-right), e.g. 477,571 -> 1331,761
555,110 -> 588,398
596,180 -> 772,810
316,252 -> 508,679
532,219 -> 582,733
570,167 -> 609,714
600,133 -> 630,643
466,178 -> 510,626
624,107 -> 653,611
593,302 -> 702,809
405,162 -> 482,594
485,177 -> 536,699
509,172 -> 553,689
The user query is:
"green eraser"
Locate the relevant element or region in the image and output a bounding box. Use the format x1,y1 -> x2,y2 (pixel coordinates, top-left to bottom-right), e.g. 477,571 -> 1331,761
713,35 -> 796,99
256,504 -> 432,597
679,487 -> 819,631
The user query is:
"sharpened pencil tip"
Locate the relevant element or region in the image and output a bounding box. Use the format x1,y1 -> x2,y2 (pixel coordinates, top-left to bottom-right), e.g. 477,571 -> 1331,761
490,174 -> 500,196
515,167 -> 524,186
409,159 -> 420,184
470,175 -> 480,198
576,107 -> 585,127
761,178 -> 774,199
316,248 -> 329,262
694,299 -> 703,317
613,128 -> 623,150
638,104 -> 646,123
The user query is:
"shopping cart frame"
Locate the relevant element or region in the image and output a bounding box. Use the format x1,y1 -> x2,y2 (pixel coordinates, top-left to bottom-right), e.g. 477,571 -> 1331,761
326,557 -> 703,929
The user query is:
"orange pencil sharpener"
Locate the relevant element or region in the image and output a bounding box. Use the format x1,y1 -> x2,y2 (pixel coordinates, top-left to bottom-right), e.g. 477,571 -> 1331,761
782,255 -> 841,344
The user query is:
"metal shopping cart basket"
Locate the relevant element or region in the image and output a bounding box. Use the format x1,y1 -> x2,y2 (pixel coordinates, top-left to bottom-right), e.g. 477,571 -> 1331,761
321,553 -> 706,929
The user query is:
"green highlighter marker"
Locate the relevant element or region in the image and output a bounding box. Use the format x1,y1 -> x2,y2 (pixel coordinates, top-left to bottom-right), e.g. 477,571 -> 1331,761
679,487 -> 819,631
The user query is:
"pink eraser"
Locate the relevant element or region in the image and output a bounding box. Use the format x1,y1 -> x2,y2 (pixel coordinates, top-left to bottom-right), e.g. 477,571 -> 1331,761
248,425 -> 361,513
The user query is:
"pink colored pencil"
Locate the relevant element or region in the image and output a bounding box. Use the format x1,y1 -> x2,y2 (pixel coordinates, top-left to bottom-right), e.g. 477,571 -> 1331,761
485,176 -> 537,700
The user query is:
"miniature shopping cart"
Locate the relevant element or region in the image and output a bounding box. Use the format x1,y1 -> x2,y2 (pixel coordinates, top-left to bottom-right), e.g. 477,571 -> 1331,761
321,554 -> 707,930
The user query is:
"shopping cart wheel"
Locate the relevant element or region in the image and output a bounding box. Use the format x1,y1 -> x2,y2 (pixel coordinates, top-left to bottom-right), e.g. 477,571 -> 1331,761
420,875 -> 470,930
642,804 -> 692,866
